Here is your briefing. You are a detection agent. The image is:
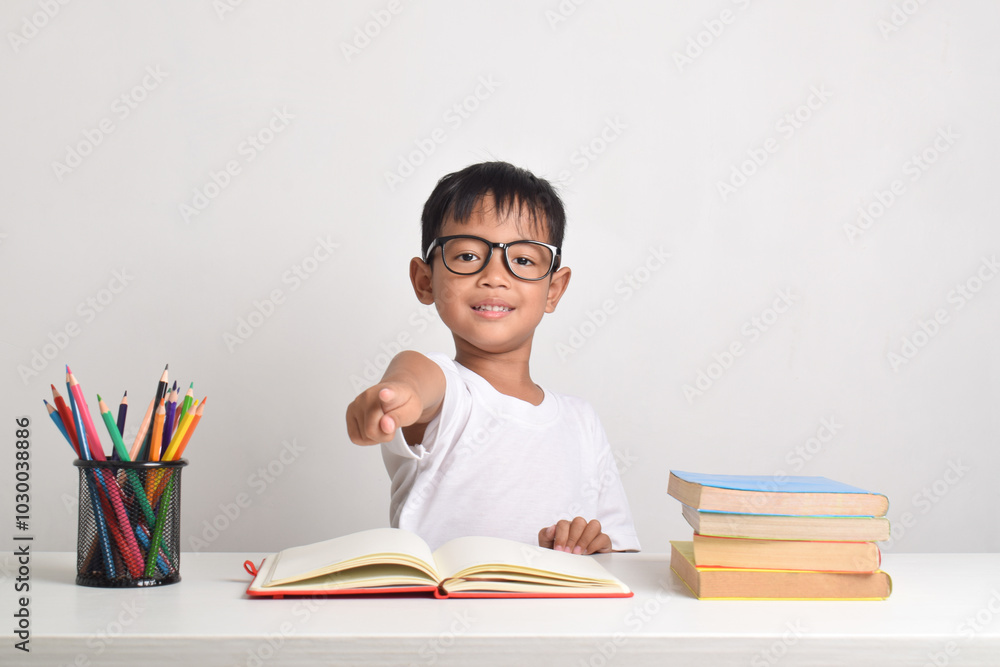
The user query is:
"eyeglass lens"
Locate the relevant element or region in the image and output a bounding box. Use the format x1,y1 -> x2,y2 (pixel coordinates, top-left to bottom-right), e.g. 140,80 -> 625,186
440,237 -> 553,280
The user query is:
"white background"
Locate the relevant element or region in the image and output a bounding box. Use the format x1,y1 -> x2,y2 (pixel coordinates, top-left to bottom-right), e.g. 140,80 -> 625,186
1,0 -> 997,556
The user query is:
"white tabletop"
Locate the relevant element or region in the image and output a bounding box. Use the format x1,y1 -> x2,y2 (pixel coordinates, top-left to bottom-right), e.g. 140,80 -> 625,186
5,551 -> 1000,666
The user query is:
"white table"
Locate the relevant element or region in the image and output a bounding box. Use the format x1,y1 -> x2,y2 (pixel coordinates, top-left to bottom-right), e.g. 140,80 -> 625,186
5,551 -> 999,666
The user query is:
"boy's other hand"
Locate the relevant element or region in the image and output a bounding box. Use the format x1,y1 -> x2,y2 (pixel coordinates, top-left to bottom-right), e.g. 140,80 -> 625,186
346,383 -> 422,446
538,518 -> 612,555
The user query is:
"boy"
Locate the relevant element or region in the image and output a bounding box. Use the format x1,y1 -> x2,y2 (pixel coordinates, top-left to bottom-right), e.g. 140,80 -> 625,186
346,161 -> 640,554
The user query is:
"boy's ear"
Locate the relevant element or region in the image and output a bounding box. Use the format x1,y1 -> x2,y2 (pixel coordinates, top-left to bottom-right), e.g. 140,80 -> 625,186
410,257 -> 435,305
544,266 -> 571,313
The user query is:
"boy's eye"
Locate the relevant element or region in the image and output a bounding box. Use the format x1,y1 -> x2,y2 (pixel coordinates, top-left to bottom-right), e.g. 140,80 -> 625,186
455,252 -> 480,263
510,255 -> 535,267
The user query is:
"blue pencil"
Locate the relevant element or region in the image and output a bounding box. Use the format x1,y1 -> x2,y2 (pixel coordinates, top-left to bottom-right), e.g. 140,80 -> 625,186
44,400 -> 73,450
68,387 -> 116,578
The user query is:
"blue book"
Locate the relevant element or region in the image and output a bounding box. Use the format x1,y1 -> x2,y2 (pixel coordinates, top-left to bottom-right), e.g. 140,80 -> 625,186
668,470 -> 889,517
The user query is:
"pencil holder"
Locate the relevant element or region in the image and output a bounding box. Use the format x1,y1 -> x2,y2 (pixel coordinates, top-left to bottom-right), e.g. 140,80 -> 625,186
74,459 -> 187,587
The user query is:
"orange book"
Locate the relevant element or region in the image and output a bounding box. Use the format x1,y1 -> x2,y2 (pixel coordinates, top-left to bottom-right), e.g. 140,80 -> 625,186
670,541 -> 892,600
692,533 -> 881,573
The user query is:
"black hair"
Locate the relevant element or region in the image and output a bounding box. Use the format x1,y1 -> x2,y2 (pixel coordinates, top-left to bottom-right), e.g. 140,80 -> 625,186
420,161 -> 566,259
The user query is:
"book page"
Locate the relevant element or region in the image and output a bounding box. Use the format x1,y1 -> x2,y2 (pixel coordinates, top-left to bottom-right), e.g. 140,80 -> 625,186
267,527 -> 438,587
432,535 -> 625,586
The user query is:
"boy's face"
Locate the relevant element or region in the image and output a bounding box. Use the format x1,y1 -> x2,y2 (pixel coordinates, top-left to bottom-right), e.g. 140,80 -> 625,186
409,195 -> 571,361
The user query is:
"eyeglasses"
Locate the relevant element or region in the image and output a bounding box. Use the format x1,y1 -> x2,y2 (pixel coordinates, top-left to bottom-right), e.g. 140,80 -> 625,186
424,235 -> 561,282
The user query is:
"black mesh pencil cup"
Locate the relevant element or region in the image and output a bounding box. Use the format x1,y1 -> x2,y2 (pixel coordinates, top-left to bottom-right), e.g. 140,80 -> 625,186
74,459 -> 187,587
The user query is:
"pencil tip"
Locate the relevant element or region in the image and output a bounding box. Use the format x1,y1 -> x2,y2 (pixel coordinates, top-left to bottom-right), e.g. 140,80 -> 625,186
97,394 -> 102,401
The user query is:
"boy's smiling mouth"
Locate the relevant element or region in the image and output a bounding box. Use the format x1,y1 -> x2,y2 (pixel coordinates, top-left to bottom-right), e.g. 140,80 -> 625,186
471,299 -> 514,316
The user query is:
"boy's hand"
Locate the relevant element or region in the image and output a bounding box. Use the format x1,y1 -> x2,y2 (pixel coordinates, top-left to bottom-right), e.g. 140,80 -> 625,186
346,382 -> 423,446
538,518 -> 612,555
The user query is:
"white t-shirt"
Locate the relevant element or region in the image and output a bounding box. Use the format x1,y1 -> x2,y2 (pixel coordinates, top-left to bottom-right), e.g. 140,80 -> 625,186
381,353 -> 641,552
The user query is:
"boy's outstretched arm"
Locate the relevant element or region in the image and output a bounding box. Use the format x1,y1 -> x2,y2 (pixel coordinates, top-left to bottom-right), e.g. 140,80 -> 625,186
346,350 -> 446,446
538,518 -> 613,555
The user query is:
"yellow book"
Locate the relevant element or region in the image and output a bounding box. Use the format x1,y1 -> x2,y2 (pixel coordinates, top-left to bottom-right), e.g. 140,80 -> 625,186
245,528 -> 632,599
670,541 -> 892,600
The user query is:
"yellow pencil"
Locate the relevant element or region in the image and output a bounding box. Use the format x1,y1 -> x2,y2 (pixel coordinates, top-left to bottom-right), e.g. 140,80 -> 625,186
171,398 -> 205,461
162,399 -> 197,462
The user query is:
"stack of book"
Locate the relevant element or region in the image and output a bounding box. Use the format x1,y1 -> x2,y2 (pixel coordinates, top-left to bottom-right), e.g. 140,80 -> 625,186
668,470 -> 893,600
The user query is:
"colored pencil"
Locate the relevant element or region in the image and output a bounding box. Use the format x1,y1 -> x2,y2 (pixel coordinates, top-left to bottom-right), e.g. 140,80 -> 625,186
98,396 -> 132,462
66,368 -> 144,575
139,365 -> 169,461
113,391 -> 128,461
162,399 -> 197,462
66,367 -> 104,460
97,397 -> 173,565
149,403 -> 166,463
177,382 -> 194,428
50,385 -> 80,456
66,385 -> 116,577
161,388 -> 177,457
44,400 -> 74,451
129,397 -> 155,461
171,398 -> 205,461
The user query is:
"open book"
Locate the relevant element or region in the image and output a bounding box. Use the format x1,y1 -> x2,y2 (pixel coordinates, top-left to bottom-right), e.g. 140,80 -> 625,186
245,527 -> 632,599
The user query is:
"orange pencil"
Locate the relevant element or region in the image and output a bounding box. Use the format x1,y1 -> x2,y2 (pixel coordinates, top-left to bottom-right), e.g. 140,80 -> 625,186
129,398 -> 155,461
170,398 -> 205,460
148,403 -> 166,463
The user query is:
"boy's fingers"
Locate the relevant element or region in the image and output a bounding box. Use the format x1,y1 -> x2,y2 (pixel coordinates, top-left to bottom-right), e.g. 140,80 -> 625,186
537,524 -> 555,548
577,520 -> 606,554
379,413 -> 396,434
551,520 -> 571,551
584,533 -> 613,555
561,516 -> 589,554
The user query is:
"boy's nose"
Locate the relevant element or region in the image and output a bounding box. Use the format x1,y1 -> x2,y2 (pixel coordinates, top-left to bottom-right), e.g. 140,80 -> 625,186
478,250 -> 512,285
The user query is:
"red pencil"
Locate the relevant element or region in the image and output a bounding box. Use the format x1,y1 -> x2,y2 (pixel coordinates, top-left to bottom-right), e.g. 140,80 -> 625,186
66,367 -> 105,460
50,384 -> 80,457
